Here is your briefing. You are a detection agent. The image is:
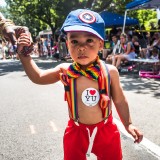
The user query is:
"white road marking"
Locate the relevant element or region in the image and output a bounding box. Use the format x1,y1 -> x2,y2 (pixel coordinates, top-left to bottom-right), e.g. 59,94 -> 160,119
49,121 -> 58,132
29,125 -> 36,134
113,118 -> 160,159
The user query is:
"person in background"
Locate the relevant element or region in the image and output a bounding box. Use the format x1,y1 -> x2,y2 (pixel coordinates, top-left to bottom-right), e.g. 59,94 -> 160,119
140,32 -> 160,58
132,36 -> 140,57
112,33 -> 136,69
43,38 -> 48,58
8,42 -> 15,59
0,39 -> 2,58
109,26 -> 118,40
1,41 -> 8,60
106,35 -> 120,64
150,47 -> 159,60
58,33 -> 68,61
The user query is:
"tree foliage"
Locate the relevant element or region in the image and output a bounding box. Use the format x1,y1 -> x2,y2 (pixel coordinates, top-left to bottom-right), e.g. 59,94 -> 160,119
3,0 -> 158,38
4,0 -> 131,35
0,5 -> 9,17
129,9 -> 157,29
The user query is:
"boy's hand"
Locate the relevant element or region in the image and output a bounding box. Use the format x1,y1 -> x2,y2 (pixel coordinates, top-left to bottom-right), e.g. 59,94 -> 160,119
0,18 -> 33,56
125,124 -> 143,143
3,26 -> 33,56
17,32 -> 32,54
1,22 -> 29,46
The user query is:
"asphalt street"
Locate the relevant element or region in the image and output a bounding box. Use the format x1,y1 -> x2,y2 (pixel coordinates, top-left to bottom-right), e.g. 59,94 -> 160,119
0,57 -> 160,160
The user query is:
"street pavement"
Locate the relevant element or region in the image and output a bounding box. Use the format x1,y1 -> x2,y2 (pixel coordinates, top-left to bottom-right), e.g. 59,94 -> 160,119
0,57 -> 160,160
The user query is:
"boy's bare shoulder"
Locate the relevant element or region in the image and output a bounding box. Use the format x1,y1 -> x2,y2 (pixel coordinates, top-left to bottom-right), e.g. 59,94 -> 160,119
106,64 -> 118,73
106,64 -> 119,86
105,63 -> 119,80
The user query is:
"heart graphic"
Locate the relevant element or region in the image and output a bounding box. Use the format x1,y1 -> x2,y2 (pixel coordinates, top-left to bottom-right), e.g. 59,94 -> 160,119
89,90 -> 96,95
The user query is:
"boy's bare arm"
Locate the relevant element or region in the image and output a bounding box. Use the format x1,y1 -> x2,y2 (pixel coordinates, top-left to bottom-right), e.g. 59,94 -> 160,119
19,54 -> 62,85
109,65 -> 143,143
109,65 -> 131,126
17,33 -> 64,85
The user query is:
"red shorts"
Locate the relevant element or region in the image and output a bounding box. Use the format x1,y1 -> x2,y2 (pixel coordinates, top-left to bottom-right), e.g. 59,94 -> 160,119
63,115 -> 122,160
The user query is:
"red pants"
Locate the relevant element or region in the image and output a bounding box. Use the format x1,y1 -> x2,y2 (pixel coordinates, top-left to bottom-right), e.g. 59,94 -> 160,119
63,115 -> 122,160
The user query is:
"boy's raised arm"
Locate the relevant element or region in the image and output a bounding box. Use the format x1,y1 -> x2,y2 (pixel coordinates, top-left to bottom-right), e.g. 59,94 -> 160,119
19,54 -> 61,85
109,65 -> 143,143
0,15 -> 62,85
17,33 -> 61,85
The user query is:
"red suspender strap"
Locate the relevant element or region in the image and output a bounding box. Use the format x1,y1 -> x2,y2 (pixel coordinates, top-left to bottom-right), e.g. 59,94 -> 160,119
60,73 -> 79,121
59,73 -> 72,118
98,60 -> 111,118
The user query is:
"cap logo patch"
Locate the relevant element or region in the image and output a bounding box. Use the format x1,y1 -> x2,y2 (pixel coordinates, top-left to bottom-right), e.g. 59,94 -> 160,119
79,11 -> 96,24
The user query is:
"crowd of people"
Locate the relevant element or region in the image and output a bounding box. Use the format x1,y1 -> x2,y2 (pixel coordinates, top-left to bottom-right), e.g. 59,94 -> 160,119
1,25 -> 160,67
33,33 -> 70,61
0,33 -> 70,61
0,40 -> 19,60
101,25 -> 160,70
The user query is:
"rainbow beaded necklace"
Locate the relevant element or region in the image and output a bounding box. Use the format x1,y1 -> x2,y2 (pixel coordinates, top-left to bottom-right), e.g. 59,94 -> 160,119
60,58 -> 111,121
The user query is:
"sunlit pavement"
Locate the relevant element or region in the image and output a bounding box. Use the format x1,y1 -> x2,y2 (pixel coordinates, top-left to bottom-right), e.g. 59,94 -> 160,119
0,57 -> 160,160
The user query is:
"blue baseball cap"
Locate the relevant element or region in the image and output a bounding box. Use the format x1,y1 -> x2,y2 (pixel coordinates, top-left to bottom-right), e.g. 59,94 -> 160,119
61,9 -> 105,40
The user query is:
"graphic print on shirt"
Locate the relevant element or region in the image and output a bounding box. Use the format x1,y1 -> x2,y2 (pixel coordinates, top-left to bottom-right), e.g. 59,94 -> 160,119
81,88 -> 100,107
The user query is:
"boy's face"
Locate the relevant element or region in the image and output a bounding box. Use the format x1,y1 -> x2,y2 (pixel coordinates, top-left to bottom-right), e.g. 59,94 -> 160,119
66,31 -> 103,67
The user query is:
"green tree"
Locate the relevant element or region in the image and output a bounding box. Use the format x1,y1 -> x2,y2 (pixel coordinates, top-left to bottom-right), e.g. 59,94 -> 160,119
5,0 -> 131,35
137,10 -> 157,29
6,0 -> 154,37
5,0 -> 88,36
126,9 -> 157,30
0,5 -> 9,18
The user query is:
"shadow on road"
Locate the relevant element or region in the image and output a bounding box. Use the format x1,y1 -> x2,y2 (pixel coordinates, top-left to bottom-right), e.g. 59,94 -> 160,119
0,60 -> 23,76
0,58 -> 64,76
120,74 -> 160,99
0,58 -> 159,99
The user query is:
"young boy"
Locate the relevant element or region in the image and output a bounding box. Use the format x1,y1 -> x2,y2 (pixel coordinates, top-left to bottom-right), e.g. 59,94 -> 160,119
5,9 -> 143,160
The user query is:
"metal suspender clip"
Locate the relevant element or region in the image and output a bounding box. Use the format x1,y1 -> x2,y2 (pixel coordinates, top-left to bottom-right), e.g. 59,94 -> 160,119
73,118 -> 79,126
99,89 -> 106,94
64,85 -> 70,91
